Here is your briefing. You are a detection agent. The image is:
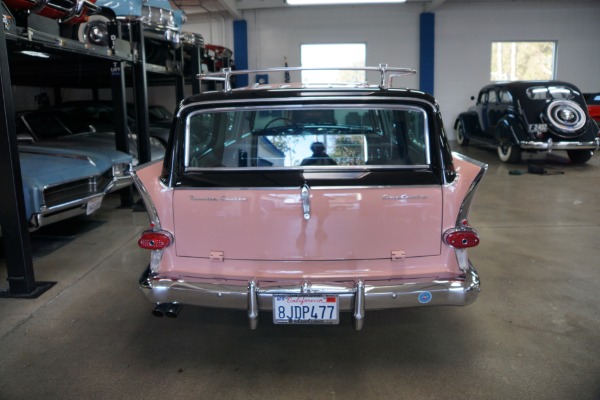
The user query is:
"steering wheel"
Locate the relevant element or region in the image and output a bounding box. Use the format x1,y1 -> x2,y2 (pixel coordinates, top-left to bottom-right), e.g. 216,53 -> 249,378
264,117 -> 300,131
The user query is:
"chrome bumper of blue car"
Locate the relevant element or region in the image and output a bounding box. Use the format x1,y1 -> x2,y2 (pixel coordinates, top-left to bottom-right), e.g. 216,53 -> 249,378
519,138 -> 600,151
29,193 -> 104,231
29,175 -> 131,231
139,264 -> 481,330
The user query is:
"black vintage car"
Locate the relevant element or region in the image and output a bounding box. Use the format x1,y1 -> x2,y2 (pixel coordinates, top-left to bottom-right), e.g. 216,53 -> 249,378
455,81 -> 600,163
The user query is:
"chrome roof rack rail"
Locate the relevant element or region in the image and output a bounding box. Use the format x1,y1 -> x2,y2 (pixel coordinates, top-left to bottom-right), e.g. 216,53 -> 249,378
198,64 -> 416,93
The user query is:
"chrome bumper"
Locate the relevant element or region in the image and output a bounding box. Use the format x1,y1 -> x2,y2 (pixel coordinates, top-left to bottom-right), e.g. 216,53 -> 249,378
139,264 -> 481,330
29,193 -> 103,231
519,138 -> 600,151
109,175 -> 133,192
29,175 -> 130,231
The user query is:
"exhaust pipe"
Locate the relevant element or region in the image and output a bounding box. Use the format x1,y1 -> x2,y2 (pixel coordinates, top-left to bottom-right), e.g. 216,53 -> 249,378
151,302 -> 182,318
165,303 -> 182,318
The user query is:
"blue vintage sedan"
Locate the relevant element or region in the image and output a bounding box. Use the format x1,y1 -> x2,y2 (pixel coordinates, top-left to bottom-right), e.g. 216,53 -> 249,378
18,147 -> 119,231
19,143 -> 133,193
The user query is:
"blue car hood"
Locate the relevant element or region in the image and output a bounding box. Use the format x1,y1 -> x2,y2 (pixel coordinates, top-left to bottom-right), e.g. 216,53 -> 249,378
18,150 -> 104,219
19,143 -> 117,173
39,132 -> 162,165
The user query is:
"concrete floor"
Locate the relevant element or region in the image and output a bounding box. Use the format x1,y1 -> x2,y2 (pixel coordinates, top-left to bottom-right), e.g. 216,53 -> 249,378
0,144 -> 599,400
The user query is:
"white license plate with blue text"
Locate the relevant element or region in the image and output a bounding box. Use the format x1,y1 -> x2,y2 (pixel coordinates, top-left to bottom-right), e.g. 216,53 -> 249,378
273,294 -> 339,325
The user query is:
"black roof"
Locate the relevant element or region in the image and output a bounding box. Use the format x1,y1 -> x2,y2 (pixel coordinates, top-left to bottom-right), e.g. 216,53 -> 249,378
479,80 -> 583,97
180,86 -> 438,109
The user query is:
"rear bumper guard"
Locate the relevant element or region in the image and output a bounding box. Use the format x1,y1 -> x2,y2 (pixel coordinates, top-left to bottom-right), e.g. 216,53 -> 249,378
139,264 -> 481,330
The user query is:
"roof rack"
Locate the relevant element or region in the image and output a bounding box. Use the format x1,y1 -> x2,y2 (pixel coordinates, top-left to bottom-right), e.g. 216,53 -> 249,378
198,64 -> 416,93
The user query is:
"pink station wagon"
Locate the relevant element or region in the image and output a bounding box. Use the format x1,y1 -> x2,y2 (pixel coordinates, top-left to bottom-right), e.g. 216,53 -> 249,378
132,65 -> 487,330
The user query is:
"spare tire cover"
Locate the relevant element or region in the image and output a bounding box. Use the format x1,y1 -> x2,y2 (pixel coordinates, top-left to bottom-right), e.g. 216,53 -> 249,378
542,99 -> 587,137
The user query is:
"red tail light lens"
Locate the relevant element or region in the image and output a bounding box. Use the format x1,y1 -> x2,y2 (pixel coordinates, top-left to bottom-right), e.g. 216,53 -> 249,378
138,231 -> 173,250
444,229 -> 480,249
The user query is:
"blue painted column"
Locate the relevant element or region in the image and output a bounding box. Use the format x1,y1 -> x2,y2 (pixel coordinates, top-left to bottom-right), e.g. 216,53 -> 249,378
233,20 -> 248,87
419,12 -> 435,95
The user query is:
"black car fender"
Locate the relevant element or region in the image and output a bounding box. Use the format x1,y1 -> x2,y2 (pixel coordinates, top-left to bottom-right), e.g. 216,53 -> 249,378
455,112 -> 480,135
494,115 -> 526,145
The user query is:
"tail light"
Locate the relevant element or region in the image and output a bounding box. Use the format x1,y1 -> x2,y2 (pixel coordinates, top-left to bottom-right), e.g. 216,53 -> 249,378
138,230 -> 173,250
444,229 -> 480,249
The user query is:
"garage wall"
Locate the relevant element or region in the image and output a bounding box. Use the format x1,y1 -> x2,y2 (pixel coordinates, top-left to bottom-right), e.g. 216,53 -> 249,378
154,1 -> 600,139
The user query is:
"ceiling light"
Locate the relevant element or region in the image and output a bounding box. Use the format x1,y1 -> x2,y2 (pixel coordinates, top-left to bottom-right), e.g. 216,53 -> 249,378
19,50 -> 51,58
287,0 -> 405,5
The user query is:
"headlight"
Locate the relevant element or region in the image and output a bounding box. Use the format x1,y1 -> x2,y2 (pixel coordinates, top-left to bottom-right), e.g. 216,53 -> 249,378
113,162 -> 131,177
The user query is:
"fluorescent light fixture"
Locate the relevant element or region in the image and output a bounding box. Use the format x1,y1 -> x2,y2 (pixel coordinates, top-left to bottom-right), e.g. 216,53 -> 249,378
19,50 -> 50,58
287,0 -> 405,5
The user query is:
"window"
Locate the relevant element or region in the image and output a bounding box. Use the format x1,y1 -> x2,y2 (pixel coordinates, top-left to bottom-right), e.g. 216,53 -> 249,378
300,44 -> 366,84
498,90 -> 513,104
185,106 -> 429,169
490,41 -> 556,81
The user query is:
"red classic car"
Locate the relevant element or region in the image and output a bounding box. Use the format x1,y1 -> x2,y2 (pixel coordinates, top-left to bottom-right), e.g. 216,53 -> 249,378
3,0 -> 100,24
585,93 -> 600,124
133,65 -> 487,330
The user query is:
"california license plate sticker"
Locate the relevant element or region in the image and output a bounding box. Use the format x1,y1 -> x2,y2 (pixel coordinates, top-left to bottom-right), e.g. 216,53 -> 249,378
273,294 -> 339,325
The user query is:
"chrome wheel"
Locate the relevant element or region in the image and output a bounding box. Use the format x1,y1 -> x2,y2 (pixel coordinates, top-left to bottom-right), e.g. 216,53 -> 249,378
77,14 -> 110,47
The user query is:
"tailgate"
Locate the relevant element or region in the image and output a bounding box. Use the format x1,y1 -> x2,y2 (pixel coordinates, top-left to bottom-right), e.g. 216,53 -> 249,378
173,186 -> 442,261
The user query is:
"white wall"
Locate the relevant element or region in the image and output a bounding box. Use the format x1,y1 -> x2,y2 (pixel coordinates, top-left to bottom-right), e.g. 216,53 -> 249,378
173,1 -> 600,139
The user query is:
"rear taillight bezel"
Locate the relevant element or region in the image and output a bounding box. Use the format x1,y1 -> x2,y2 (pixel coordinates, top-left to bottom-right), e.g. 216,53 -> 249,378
443,228 -> 480,249
138,230 -> 173,250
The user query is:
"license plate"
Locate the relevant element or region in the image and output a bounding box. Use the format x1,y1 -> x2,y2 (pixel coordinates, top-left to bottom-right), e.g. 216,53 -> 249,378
86,196 -> 103,215
529,123 -> 548,133
273,294 -> 339,325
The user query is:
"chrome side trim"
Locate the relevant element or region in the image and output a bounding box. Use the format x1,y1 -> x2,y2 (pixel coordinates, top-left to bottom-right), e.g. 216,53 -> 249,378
519,138 -> 600,151
131,163 -> 162,229
139,264 -> 481,330
452,153 -> 488,227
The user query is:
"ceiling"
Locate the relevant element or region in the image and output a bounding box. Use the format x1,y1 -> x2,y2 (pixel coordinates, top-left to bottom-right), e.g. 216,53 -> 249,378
172,0 -> 594,20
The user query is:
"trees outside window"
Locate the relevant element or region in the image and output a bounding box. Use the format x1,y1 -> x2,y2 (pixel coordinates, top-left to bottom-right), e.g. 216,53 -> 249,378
491,41 -> 556,81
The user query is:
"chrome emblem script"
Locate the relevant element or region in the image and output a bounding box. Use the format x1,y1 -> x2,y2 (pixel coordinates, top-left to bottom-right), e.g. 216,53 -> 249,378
190,195 -> 248,202
382,194 -> 428,200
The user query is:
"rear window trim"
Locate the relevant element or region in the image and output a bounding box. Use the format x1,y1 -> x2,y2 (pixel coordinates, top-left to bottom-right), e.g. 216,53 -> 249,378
183,102 -> 432,169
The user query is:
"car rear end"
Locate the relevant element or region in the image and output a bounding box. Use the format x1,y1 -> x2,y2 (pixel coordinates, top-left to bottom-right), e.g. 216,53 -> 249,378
133,66 -> 487,329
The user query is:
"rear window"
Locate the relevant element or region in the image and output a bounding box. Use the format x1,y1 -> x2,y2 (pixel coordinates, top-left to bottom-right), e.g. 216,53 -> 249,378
526,86 -> 577,101
184,106 -> 430,169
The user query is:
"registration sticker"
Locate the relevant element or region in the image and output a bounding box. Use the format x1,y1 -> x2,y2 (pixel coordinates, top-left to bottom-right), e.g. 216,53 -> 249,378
86,196 -> 103,215
273,294 -> 339,325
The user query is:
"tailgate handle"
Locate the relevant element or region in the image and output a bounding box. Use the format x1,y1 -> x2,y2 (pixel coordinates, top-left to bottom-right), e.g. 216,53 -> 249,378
301,184 -> 310,220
